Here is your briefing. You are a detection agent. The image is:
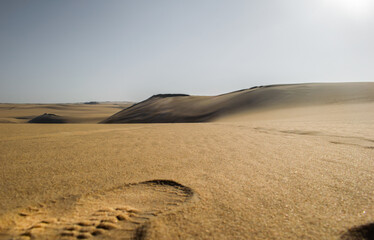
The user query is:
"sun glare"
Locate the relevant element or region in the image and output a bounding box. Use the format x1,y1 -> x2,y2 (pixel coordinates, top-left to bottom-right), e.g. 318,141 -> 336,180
324,0 -> 373,19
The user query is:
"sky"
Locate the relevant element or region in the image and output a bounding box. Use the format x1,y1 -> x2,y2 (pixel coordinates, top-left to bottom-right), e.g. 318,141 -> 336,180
0,0 -> 373,103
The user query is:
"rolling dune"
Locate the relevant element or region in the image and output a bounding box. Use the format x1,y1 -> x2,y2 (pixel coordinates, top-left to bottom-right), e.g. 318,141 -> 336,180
0,103 -> 132,124
102,82 -> 374,123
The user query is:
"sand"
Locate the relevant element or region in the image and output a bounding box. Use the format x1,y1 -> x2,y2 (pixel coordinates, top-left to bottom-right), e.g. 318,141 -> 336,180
0,83 -> 373,239
0,102 -> 132,124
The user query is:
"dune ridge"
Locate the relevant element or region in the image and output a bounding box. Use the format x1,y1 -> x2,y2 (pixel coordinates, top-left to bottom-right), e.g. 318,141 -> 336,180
102,82 -> 374,123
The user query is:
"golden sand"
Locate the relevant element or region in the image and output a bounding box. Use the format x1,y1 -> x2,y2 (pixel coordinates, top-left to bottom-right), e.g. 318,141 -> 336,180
0,83 -> 373,239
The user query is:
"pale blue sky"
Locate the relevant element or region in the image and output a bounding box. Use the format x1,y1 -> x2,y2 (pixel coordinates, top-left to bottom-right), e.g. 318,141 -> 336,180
0,0 -> 373,103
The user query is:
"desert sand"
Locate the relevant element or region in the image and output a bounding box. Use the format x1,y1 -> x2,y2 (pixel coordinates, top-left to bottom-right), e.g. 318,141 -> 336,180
0,83 -> 373,239
0,102 -> 132,124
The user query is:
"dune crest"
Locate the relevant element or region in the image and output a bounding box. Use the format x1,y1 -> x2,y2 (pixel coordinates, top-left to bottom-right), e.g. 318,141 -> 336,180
102,82 -> 374,123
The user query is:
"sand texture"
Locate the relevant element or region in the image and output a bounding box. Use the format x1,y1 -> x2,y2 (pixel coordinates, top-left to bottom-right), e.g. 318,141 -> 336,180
0,83 -> 373,239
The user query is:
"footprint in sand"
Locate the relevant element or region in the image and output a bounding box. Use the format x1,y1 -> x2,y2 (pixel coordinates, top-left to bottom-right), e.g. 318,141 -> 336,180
1,180 -> 196,240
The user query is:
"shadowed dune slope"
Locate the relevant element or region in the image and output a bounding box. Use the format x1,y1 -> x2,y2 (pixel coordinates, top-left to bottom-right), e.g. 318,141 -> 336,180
102,82 -> 374,123
28,113 -> 68,123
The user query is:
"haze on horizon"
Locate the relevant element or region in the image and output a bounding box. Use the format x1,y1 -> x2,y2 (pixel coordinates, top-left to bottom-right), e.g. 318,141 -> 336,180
0,0 -> 373,103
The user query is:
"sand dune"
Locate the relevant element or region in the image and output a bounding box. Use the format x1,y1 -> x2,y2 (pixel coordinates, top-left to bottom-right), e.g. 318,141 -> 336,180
103,82 -> 374,123
0,82 -> 373,239
0,102 -> 132,124
28,113 -> 68,123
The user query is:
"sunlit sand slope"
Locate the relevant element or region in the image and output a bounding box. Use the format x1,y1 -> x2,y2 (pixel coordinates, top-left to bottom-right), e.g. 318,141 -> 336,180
103,82 -> 374,123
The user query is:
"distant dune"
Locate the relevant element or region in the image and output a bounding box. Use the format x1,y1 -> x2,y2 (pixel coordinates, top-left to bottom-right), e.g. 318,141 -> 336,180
0,102 -> 133,124
28,113 -> 68,123
102,82 -> 374,123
